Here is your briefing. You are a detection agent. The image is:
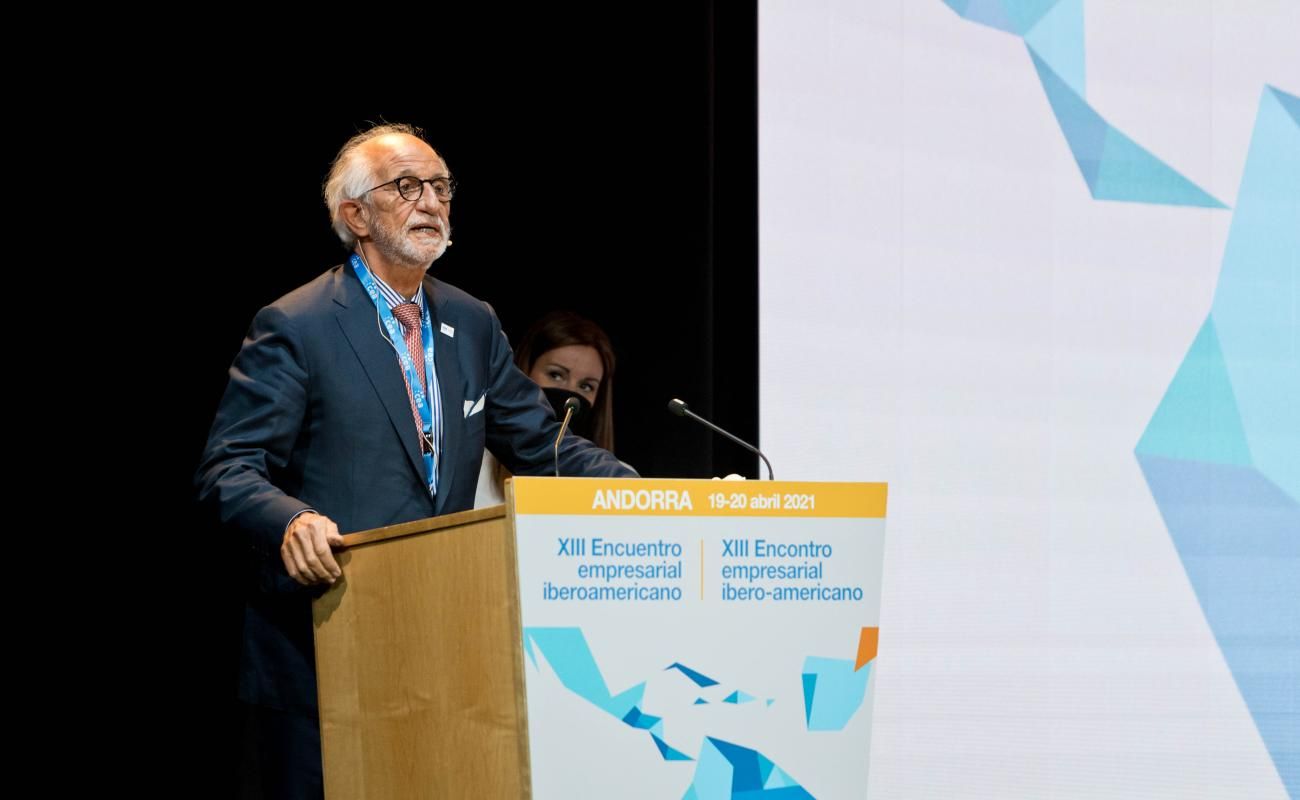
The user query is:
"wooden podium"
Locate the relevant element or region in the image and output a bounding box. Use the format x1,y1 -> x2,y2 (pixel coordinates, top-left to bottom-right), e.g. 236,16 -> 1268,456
312,503 -> 530,800
313,477 -> 888,799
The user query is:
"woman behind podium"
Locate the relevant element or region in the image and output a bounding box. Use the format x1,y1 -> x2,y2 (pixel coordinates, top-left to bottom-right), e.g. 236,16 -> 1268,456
475,310 -> 619,506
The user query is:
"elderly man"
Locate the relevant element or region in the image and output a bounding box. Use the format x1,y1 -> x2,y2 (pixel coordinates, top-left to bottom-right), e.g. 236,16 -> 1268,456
197,123 -> 633,797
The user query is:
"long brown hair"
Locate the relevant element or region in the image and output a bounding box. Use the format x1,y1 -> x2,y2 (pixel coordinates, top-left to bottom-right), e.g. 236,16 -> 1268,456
515,311 -> 617,452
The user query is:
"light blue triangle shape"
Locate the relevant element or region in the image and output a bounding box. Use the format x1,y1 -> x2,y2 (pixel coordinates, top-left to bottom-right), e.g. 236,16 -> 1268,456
609,682 -> 647,719
651,733 -> 695,762
1210,85 -> 1300,502
941,0 -> 973,16
1270,85 -> 1300,127
957,0 -> 1018,33
1136,317 -> 1253,466
1093,126 -> 1227,207
1137,456 -> 1300,795
1002,0 -> 1063,35
525,628 -> 649,721
1024,0 -> 1084,96
1029,47 -> 1106,189
522,631 -> 538,669
525,628 -> 611,708
693,739 -> 734,800
765,766 -> 797,789
801,674 -> 817,725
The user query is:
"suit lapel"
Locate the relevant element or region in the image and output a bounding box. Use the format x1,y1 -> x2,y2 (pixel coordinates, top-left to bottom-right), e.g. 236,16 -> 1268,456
331,268 -> 426,486
428,277 -> 464,515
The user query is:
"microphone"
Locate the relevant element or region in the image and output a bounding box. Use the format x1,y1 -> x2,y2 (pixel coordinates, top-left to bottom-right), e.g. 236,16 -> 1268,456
554,396 -> 582,477
667,398 -> 774,480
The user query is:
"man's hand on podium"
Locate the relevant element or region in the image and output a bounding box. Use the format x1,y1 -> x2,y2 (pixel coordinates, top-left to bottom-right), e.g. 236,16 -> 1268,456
282,511 -> 345,586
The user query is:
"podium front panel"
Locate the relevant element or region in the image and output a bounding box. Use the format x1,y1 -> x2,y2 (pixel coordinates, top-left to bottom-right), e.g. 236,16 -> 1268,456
510,478 -> 888,800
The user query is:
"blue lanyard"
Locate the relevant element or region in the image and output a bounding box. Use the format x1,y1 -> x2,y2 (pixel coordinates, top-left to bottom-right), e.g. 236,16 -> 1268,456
350,254 -> 441,495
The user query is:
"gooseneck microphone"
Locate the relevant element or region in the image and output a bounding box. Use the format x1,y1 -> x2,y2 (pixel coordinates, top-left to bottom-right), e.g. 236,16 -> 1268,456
667,398 -> 774,480
554,396 -> 582,477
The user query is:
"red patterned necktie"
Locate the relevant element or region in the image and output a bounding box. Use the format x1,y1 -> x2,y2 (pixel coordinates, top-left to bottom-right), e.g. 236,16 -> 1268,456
391,302 -> 430,452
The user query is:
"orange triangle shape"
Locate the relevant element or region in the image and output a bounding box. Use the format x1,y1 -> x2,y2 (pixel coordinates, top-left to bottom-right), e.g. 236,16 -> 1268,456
855,627 -> 878,671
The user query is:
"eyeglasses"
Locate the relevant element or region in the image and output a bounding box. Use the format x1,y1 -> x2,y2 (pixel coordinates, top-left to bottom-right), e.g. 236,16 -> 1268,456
362,175 -> 457,203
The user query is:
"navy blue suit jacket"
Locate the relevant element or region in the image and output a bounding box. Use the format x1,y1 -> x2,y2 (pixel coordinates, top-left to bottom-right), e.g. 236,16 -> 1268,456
197,265 -> 633,713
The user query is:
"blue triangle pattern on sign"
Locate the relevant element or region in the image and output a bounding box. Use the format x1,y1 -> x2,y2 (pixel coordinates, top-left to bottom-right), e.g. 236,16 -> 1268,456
667,662 -> 721,687
686,738 -> 732,800
651,733 -> 695,762
711,739 -> 764,791
681,738 -> 817,800
803,657 -> 871,731
623,706 -> 662,731
801,673 -> 817,725
525,627 -> 642,719
526,627 -> 698,763
765,765 -> 796,789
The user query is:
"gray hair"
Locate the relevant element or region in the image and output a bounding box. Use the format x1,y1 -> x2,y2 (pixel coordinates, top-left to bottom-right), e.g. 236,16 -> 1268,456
323,122 -> 430,249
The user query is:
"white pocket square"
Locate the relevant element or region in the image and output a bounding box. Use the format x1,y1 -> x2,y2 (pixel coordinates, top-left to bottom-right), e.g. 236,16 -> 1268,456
464,393 -> 485,418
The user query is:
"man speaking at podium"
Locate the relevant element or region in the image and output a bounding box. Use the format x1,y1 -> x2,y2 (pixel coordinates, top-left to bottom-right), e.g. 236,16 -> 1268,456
196,122 -> 633,798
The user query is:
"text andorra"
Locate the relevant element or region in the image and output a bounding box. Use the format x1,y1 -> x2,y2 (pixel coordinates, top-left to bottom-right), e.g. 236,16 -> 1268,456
592,488 -> 694,511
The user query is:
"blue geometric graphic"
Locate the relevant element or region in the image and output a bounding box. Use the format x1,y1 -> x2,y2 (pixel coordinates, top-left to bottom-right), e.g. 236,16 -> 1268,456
1137,456 -> 1299,795
947,0 -> 1226,207
1137,85 -> 1300,797
524,627 -> 645,719
524,627 -> 694,762
681,737 -> 816,800
1209,86 -> 1300,502
723,690 -> 757,705
1135,319 -> 1253,468
1026,41 -> 1225,207
652,733 -> 696,762
1274,89 -> 1300,125
801,673 -> 818,726
801,657 -> 872,732
623,706 -> 663,730
1022,0 -> 1083,94
942,0 -> 1059,35
668,662 -> 721,687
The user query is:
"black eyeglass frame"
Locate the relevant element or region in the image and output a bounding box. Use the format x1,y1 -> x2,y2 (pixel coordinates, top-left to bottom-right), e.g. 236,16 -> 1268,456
361,175 -> 457,203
